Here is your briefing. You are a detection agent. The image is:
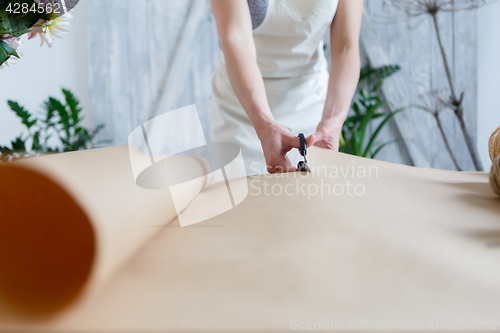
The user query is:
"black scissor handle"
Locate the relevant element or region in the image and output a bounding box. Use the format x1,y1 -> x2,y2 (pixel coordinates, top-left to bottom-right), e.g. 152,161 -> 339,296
298,133 -> 307,157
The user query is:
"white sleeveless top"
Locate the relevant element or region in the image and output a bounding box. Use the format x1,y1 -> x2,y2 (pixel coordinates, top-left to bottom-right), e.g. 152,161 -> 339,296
211,0 -> 339,175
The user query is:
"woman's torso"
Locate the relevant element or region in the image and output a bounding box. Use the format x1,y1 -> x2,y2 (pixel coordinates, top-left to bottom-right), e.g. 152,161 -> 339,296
210,0 -> 339,174
247,0 -> 339,78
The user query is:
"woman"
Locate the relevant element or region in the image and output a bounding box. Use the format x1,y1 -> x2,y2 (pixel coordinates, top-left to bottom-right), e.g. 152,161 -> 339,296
210,0 -> 363,175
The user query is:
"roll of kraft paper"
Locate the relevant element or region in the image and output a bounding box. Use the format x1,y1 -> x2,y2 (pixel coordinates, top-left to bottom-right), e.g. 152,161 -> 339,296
0,146 -> 210,315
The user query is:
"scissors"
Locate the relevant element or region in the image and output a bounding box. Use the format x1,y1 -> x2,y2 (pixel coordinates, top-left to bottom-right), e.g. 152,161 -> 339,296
296,133 -> 311,173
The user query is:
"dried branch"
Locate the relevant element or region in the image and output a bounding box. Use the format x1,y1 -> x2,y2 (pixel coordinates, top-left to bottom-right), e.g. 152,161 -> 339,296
384,0 -> 496,16
382,0 -> 493,170
419,90 -> 462,171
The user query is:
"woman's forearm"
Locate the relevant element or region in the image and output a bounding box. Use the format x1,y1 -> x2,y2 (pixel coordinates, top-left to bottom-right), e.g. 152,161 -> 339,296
322,48 -> 361,130
321,0 -> 363,136
221,41 -> 275,138
211,0 -> 301,173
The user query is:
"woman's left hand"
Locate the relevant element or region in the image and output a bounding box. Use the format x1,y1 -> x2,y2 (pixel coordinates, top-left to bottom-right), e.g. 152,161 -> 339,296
309,119 -> 342,151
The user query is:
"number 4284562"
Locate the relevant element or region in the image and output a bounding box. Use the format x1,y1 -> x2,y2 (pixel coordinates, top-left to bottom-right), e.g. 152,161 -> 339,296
6,2 -> 61,14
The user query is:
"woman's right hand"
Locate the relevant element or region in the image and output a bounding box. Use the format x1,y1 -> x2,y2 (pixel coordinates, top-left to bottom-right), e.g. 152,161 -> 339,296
257,122 -> 314,174
211,0 -> 306,174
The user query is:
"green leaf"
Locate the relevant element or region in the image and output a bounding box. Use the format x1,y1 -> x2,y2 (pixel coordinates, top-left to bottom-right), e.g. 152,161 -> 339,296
359,64 -> 401,84
0,39 -> 19,58
363,107 -> 406,158
352,102 -> 360,115
339,132 -> 346,146
339,142 -> 354,155
10,136 -> 26,152
46,97 -> 71,139
358,98 -> 367,108
32,130 -> 42,151
0,145 -> 13,155
62,88 -> 82,127
357,100 -> 384,152
0,5 -> 9,19
7,100 -> 36,129
345,113 -> 385,125
41,99 -> 57,126
352,131 -> 363,156
359,89 -> 366,99
0,17 -> 11,34
371,81 -> 383,92
43,133 -> 52,149
0,40 -> 15,66
71,129 -> 91,151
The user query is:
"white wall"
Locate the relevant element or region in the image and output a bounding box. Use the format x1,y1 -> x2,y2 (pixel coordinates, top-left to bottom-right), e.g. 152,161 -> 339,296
0,1 -> 91,149
478,1 -> 500,170
1,1 -> 498,169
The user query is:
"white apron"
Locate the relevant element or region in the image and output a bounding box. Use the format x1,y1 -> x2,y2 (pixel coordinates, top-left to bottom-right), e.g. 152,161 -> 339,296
210,0 -> 339,175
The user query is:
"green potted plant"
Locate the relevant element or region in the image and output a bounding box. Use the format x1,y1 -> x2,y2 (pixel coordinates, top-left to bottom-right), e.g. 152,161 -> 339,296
0,88 -> 104,162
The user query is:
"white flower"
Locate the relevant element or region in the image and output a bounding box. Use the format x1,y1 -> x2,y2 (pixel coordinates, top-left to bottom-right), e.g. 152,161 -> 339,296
0,36 -> 24,70
28,12 -> 73,48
